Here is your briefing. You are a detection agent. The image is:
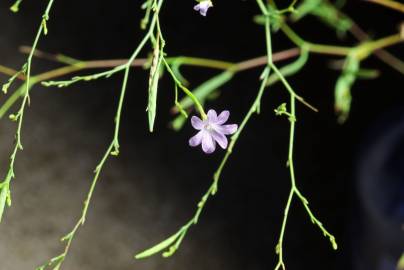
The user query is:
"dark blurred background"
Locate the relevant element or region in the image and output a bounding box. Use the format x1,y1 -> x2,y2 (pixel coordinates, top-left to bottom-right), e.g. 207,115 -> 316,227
0,1 -> 403,270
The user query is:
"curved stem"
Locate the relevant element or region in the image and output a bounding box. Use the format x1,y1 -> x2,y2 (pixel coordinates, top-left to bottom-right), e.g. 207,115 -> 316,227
281,24 -> 351,55
36,0 -> 165,269
282,23 -> 403,58
163,58 -> 207,119
364,0 -> 404,12
0,0 -> 56,224
0,48 -> 300,121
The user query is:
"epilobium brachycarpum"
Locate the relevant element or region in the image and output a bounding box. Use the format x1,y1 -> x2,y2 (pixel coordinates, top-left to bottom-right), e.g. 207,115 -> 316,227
1,0 -> 403,269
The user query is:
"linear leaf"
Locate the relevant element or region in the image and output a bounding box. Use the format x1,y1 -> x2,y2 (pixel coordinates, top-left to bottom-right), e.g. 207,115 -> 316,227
178,70 -> 234,110
135,230 -> 182,259
147,36 -> 162,132
0,184 -> 8,223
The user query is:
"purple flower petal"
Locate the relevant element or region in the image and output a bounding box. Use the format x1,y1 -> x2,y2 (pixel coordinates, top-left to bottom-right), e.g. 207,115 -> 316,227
191,116 -> 204,130
188,109 -> 237,154
211,130 -> 228,149
216,110 -> 230,125
194,1 -> 212,16
189,130 -> 204,147
207,109 -> 217,122
201,133 -> 216,154
218,124 -> 238,135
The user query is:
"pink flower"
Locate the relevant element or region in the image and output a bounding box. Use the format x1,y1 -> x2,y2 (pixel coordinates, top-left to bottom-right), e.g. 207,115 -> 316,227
194,0 -> 213,16
189,109 -> 238,154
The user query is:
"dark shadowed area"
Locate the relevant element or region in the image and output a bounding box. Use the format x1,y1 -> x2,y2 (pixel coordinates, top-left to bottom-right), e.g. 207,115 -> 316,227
0,1 -> 403,270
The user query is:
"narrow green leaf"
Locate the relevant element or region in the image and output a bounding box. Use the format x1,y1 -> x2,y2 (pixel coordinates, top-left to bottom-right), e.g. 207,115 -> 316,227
178,70 -> 234,111
0,184 -> 8,223
162,230 -> 186,257
10,0 -> 22,13
267,48 -> 309,86
170,114 -> 187,131
50,254 -> 65,263
135,231 -> 182,259
171,61 -> 189,86
293,0 -> 352,37
334,54 -> 360,123
147,66 -> 160,132
171,71 -> 233,131
356,68 -> 380,79
292,0 -> 322,21
147,38 -> 163,132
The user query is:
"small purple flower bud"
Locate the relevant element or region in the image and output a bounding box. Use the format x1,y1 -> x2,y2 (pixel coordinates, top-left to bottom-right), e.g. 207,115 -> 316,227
194,0 -> 213,16
189,109 -> 238,154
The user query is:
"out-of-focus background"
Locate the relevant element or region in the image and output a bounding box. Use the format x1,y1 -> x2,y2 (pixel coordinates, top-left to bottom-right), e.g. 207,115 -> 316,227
0,1 -> 403,270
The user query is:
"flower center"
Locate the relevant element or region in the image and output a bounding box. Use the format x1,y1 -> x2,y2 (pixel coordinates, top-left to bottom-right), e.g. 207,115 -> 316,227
204,123 -> 213,131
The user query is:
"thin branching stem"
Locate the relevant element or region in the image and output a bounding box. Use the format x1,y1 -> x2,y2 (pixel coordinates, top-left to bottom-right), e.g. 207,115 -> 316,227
281,23 -> 403,57
36,0 -> 166,269
364,0 -> 404,13
163,58 -> 207,119
135,0 -> 276,259
252,1 -> 338,269
343,12 -> 404,74
41,0 -> 163,89
0,0 -> 399,267
0,0 -> 56,223
0,49 -> 300,121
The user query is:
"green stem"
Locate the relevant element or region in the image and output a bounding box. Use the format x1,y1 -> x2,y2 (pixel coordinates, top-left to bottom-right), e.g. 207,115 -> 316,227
282,23 -> 403,58
163,58 -> 207,119
18,0 -> 55,146
42,0 -> 163,89
37,0 -> 166,269
256,0 -> 269,14
0,81 -> 34,119
135,0 -> 275,259
0,0 -> 55,224
357,33 -> 403,59
41,60 -> 134,270
264,6 -> 273,65
251,3 -> 338,270
365,0 -> 404,13
168,57 -> 234,70
281,24 -> 352,55
0,49 -> 300,121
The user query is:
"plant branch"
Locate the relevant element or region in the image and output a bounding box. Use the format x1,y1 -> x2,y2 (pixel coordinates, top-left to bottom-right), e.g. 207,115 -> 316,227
0,48 -> 300,120
281,23 -> 403,58
36,0 -> 166,269
364,0 -> 404,12
0,0 -> 56,224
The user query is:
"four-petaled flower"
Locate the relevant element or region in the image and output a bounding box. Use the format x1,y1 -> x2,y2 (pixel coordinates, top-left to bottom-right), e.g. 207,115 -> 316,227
189,109 -> 238,154
194,0 -> 213,16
